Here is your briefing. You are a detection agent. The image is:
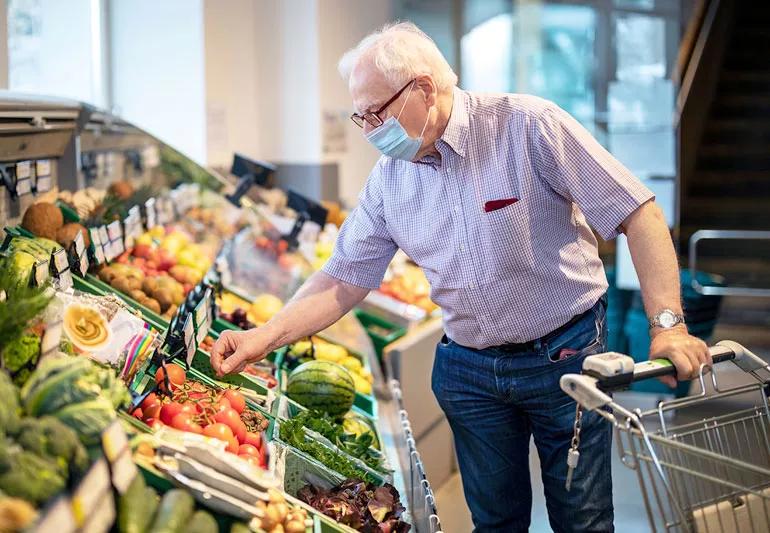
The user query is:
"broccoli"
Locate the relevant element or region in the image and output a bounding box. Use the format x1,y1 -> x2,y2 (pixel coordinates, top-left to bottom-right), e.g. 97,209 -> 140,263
0,372 -> 20,436
1,334 -> 40,381
15,416 -> 88,477
0,446 -> 65,505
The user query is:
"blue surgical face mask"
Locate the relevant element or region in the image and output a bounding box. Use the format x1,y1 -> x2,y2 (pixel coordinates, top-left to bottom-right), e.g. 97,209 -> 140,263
365,83 -> 432,161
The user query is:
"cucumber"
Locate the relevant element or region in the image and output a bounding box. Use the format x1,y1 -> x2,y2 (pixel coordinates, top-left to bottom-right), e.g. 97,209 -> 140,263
118,475 -> 158,533
187,510 -> 218,533
148,489 -> 195,533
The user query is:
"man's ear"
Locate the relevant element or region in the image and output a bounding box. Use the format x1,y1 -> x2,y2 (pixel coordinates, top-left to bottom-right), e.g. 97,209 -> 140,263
415,75 -> 437,107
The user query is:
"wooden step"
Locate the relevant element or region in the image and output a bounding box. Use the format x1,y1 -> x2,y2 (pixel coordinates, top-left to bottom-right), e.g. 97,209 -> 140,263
696,154 -> 770,172
705,118 -> 770,133
680,197 -> 770,227
689,171 -> 770,196
698,144 -> 770,157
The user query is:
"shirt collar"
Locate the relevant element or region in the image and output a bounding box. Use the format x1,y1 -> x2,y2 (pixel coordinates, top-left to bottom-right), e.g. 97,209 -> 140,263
439,86 -> 469,158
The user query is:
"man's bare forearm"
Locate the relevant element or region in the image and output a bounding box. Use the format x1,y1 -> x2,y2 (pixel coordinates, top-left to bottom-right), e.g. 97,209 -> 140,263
257,271 -> 370,353
622,201 -> 683,325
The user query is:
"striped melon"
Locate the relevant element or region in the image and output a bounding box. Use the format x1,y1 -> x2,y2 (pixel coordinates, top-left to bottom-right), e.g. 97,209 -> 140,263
286,360 -> 355,416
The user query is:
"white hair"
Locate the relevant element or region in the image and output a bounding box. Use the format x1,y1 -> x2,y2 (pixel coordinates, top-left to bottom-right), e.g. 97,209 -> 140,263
338,21 -> 458,92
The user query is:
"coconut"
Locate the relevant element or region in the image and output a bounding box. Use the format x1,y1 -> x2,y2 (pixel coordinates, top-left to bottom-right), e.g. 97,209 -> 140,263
56,223 -> 91,250
21,202 -> 63,240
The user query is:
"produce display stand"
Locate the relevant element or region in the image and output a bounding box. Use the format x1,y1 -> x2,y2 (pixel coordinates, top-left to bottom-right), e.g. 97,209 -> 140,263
0,93 -> 440,533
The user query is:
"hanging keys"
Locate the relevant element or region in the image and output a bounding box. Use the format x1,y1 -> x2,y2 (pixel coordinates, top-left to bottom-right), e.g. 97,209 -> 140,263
565,447 -> 580,491
565,404 -> 583,491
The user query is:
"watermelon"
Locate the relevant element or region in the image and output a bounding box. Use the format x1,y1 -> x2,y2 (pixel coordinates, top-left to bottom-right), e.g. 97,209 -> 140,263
286,361 -> 355,416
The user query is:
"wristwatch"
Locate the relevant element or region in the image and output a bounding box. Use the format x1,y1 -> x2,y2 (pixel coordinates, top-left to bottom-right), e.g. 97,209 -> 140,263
649,309 -> 685,329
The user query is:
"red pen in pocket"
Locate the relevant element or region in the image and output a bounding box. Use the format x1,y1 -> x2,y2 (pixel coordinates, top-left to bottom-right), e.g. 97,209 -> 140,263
484,198 -> 518,213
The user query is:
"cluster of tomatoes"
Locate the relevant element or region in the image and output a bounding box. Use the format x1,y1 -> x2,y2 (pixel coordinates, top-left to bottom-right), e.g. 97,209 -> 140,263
131,363 -> 268,468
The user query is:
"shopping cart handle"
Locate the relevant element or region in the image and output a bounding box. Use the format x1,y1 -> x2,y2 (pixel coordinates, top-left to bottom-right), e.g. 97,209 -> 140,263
560,341 -> 769,406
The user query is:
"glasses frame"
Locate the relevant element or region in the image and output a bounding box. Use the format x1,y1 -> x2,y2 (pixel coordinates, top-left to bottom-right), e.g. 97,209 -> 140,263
350,79 -> 415,128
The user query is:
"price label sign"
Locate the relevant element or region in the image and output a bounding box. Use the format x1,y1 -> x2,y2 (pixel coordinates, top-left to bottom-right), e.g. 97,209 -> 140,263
77,252 -> 89,277
36,175 -> 52,192
89,228 -> 106,265
15,178 -> 32,196
183,313 -> 196,365
33,260 -> 49,286
35,496 -> 76,533
107,221 -> 122,242
41,320 -> 63,356
112,238 -> 125,257
110,452 -> 138,494
36,159 -> 52,176
52,248 -> 69,273
57,269 -> 73,291
73,229 -> 86,257
144,198 -> 157,229
15,161 -> 31,179
98,225 -> 109,247
101,420 -> 129,463
123,216 -> 135,250
71,458 -> 110,527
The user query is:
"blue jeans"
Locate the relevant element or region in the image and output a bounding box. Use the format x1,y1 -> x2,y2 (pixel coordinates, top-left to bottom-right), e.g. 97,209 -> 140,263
432,297 -> 613,533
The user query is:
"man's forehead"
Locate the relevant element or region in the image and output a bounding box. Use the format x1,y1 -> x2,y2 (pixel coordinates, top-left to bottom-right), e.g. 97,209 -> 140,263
350,60 -> 393,113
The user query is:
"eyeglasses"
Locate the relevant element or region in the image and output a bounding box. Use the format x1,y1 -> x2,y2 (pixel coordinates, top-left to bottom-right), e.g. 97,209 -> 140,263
350,80 -> 415,128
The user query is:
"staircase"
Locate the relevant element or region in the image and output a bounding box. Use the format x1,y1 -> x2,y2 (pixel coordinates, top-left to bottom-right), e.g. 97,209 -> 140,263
678,2 -> 770,336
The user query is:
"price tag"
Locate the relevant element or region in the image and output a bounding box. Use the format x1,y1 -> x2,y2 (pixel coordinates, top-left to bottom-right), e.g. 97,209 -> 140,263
112,238 -> 125,257
52,248 -> 69,273
77,252 -> 89,277
102,240 -> 114,263
79,491 -> 115,533
36,175 -> 52,192
41,320 -> 63,355
123,217 -> 135,250
57,268 -> 73,290
71,458 -> 110,527
72,229 -> 86,256
107,221 -> 122,242
99,225 -> 109,247
36,159 -> 51,176
15,177 -> 32,196
35,496 -> 76,533
101,420 -> 129,462
89,228 -> 105,265
33,260 -> 49,286
183,313 -> 196,364
15,160 -> 31,179
110,452 -> 138,494
144,198 -> 157,229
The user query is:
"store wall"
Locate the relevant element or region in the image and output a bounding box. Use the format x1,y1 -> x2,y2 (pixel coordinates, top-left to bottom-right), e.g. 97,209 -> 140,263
203,0 -> 392,205
318,0 -> 394,206
110,0 -> 207,163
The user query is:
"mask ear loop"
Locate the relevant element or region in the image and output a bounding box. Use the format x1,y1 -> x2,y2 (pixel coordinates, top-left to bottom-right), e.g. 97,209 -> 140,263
418,106 -> 432,139
395,81 -> 416,121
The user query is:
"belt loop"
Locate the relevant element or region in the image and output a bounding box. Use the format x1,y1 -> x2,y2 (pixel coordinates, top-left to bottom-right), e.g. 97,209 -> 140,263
533,338 -> 542,351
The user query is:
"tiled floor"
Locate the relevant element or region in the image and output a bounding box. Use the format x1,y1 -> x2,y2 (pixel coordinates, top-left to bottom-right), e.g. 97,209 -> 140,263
434,356 -> 769,532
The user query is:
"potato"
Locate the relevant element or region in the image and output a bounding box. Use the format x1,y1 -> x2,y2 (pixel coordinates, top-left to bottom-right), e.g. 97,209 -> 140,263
129,289 -> 146,301
126,277 -> 142,291
144,297 -> 161,314
154,289 -> 173,312
98,266 -> 115,283
111,278 -> 132,294
142,277 -> 158,295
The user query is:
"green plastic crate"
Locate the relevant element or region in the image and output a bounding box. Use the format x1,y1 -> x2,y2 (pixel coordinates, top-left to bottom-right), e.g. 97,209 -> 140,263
353,309 -> 406,359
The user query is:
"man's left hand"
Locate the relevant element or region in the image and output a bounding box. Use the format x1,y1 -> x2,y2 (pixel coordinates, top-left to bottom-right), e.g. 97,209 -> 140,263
649,325 -> 711,388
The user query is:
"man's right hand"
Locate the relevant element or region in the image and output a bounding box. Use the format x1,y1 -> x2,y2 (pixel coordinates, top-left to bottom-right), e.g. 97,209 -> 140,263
210,328 -> 274,376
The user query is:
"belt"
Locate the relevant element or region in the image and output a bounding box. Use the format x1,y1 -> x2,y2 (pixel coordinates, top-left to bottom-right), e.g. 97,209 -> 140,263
492,305 -> 596,354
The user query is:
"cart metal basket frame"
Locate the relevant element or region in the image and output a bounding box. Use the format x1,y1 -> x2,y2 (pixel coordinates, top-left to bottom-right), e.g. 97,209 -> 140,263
561,341 -> 770,533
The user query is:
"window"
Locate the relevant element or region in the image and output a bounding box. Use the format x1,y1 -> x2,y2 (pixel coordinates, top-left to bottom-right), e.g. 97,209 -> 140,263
7,0 -> 107,106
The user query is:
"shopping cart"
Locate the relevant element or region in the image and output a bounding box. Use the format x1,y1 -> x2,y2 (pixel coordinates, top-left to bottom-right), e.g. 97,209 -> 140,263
560,340 -> 770,533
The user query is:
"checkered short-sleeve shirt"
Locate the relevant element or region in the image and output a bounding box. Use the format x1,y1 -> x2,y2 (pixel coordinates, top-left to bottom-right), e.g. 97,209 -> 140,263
324,88 -> 654,349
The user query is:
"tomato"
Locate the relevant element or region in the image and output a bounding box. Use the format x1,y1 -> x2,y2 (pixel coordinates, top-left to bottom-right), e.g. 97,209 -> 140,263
131,407 -> 144,420
238,454 -> 260,466
223,390 -> 246,414
215,397 -> 231,412
232,420 -> 247,444
258,445 -> 268,468
203,423 -> 234,443
186,382 -> 210,401
214,407 -> 241,431
160,402 -> 195,426
155,363 -> 186,393
140,393 -> 159,411
238,443 -> 259,456
143,400 -> 162,420
226,437 -> 239,454
243,431 -> 263,450
171,413 -> 203,434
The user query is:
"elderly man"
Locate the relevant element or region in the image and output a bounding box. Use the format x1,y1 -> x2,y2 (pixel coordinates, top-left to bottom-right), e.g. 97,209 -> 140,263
212,22 -> 710,532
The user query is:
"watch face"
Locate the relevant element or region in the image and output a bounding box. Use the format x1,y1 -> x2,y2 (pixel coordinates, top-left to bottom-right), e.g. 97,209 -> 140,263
659,311 -> 677,328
